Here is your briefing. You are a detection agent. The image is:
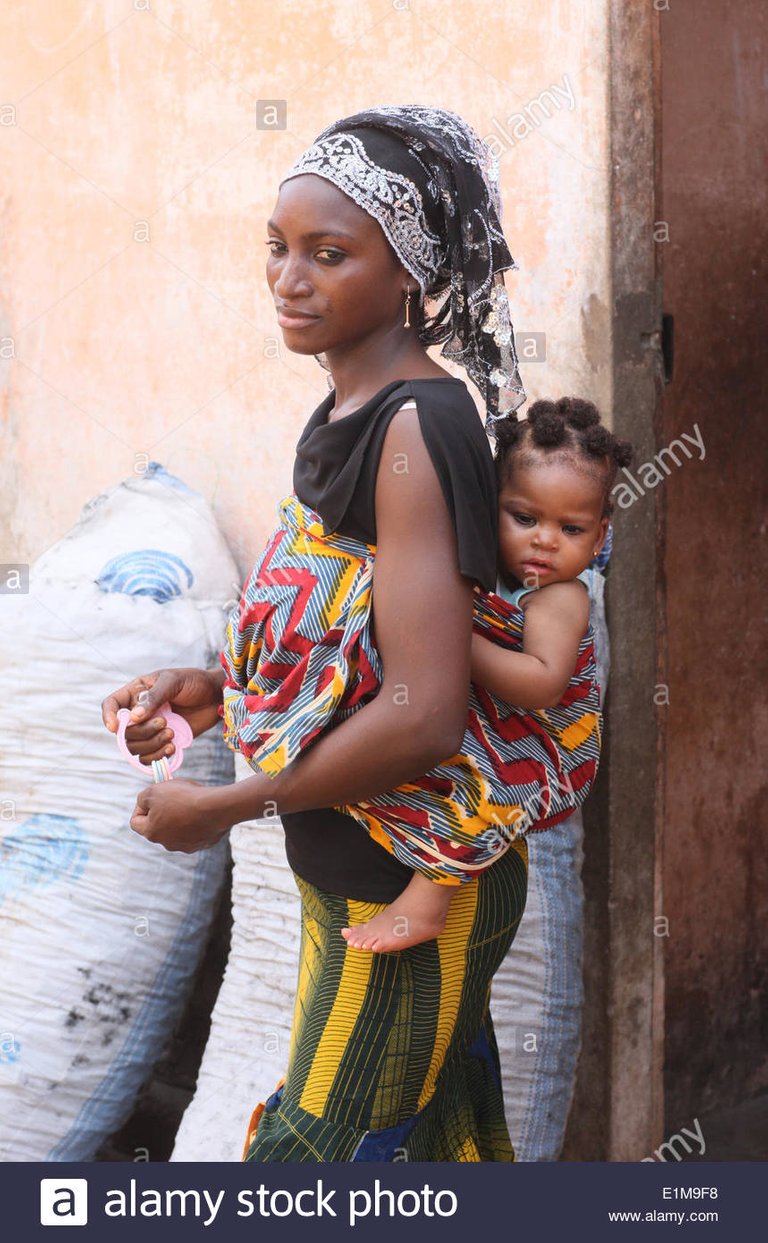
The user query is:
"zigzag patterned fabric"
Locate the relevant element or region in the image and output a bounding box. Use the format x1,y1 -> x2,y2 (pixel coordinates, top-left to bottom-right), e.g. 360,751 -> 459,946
219,494 -> 601,884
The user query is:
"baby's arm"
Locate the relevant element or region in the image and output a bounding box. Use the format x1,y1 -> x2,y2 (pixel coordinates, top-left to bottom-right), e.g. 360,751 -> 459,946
471,581 -> 590,708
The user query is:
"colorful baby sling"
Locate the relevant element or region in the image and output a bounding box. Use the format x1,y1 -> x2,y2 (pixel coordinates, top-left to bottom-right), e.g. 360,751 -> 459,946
219,494 -> 602,884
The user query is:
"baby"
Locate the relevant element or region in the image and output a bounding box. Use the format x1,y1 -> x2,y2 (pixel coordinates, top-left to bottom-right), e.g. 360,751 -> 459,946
340,396 -> 633,952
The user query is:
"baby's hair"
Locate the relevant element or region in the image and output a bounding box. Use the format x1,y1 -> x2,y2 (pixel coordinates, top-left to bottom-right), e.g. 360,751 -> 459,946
493,397 -> 634,517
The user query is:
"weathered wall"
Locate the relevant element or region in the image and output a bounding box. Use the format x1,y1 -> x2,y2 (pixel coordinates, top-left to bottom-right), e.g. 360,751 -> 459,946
660,0 -> 768,1124
1,0 -> 612,588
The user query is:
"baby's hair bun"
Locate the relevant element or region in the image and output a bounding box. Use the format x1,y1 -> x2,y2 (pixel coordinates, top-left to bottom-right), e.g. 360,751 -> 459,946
492,414 -> 526,452
525,397 -> 603,449
527,399 -> 558,420
527,399 -> 565,447
557,396 -> 600,429
582,424 -> 612,457
613,438 -> 634,468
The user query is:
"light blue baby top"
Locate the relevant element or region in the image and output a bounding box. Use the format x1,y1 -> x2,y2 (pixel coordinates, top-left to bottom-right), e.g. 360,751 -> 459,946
496,568 -> 592,609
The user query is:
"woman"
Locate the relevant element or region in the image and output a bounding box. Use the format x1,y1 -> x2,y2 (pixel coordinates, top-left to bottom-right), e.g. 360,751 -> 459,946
102,105 -> 528,1161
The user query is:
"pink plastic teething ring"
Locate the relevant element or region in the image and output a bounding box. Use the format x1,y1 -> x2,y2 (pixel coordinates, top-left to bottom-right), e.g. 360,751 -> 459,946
116,701 -> 194,780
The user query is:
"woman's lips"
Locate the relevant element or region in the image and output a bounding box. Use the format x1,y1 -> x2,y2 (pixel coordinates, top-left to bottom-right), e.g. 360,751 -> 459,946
277,312 -> 321,329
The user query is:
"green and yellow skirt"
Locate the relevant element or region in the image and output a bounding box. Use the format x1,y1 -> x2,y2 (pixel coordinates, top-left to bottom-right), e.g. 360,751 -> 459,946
242,837 -> 528,1163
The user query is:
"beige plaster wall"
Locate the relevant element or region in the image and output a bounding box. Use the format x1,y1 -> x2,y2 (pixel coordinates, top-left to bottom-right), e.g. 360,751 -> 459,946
1,0 -> 611,587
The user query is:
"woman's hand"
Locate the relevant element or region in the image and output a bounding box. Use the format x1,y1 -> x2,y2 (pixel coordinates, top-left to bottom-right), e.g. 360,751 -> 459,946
102,667 -> 225,766
129,779 -> 228,853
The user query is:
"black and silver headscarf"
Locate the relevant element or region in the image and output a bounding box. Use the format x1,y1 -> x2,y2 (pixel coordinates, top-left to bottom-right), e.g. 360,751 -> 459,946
279,104 -> 526,433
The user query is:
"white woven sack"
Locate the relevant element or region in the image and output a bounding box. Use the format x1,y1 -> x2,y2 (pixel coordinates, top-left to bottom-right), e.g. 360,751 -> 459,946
0,463 -> 235,1160
171,749 -> 301,1162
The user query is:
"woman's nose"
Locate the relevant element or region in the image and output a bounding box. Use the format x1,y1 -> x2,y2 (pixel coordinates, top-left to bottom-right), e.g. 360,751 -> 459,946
272,257 -> 312,300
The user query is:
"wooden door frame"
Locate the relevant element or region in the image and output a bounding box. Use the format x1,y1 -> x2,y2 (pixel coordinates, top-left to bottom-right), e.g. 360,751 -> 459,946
563,0 -> 665,1161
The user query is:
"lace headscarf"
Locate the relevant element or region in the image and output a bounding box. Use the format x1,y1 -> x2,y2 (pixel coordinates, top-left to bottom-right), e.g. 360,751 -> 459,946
279,104 -> 526,433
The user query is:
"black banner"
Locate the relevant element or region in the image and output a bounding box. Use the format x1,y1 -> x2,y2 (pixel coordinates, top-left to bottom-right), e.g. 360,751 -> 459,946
7,1160 -> 763,1240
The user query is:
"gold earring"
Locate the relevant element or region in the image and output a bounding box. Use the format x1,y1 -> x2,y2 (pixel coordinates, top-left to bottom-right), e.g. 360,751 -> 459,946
403,287 -> 411,329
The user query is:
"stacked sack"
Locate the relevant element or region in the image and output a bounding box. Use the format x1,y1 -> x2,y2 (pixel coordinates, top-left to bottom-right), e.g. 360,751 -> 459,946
170,773 -> 300,1163
0,463 -> 235,1161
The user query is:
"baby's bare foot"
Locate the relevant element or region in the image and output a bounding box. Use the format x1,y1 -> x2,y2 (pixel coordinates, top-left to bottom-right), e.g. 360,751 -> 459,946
341,907 -> 446,952
341,875 -> 454,952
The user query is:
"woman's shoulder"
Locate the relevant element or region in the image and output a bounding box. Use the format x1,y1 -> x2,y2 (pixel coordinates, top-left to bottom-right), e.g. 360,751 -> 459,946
397,373 -> 479,410
393,376 -> 492,451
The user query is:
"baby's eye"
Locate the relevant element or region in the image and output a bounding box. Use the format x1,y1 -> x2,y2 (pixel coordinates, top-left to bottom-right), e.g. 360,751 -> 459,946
562,524 -> 584,535
512,512 -> 535,526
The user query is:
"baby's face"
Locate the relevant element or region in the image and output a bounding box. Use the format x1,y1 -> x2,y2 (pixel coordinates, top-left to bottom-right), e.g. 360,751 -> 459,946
498,459 -> 609,591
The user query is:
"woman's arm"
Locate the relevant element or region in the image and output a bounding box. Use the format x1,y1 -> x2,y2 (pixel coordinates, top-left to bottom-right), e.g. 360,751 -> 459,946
208,404 -> 475,828
470,581 -> 590,709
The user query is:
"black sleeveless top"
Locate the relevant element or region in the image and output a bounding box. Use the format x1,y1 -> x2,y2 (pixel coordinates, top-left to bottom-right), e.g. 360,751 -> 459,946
281,376 -> 498,902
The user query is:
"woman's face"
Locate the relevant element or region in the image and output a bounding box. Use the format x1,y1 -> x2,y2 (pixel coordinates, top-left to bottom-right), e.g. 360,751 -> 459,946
265,174 -> 409,355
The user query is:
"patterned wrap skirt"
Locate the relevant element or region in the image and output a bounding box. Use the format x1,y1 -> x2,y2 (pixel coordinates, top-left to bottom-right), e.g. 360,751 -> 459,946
242,837 -> 529,1162
219,493 -> 602,885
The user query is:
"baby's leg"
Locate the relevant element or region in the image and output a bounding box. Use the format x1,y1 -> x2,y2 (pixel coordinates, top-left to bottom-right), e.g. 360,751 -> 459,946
341,871 -> 456,952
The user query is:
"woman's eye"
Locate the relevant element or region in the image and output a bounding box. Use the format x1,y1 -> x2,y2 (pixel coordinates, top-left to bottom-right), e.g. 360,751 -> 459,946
264,241 -> 343,263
